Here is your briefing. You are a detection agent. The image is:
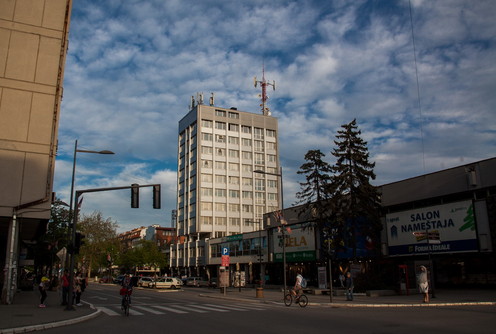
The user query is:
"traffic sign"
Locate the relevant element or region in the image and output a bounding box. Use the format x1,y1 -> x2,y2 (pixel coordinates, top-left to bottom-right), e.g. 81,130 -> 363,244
222,247 -> 229,256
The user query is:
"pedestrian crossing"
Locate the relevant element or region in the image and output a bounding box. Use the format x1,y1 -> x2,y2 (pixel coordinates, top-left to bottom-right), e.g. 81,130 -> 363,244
97,302 -> 269,316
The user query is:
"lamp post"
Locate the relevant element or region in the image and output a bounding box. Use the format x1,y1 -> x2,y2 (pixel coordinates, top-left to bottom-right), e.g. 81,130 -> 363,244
254,167 -> 285,297
66,140 -> 114,310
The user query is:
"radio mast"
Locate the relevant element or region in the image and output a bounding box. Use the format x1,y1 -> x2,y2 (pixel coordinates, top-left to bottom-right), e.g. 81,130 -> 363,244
254,64 -> 275,116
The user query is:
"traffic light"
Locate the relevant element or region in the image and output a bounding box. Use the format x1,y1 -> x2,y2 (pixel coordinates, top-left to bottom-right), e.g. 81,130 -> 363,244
131,183 -> 139,208
74,232 -> 85,254
153,185 -> 161,209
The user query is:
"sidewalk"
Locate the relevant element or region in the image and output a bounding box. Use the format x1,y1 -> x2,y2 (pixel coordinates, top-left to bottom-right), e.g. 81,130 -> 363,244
1,286 -> 495,334
0,289 -> 100,334
200,286 -> 496,308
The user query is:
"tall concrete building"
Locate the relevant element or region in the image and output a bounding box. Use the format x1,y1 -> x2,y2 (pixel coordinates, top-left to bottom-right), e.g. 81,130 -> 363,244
171,99 -> 280,276
0,0 -> 73,303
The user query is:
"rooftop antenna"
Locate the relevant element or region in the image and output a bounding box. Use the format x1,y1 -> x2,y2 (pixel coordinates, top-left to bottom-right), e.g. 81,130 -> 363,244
254,63 -> 275,116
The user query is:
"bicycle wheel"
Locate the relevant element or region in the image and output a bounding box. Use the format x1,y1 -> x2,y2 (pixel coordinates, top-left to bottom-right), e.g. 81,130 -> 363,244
298,294 -> 308,307
123,297 -> 129,316
284,293 -> 292,307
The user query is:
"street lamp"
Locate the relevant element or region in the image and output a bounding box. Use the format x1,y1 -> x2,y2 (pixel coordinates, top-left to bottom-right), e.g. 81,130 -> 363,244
253,167 -> 286,297
66,139 -> 114,310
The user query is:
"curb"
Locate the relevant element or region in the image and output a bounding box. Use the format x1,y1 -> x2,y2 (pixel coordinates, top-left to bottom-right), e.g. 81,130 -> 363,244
199,294 -> 496,308
0,303 -> 102,334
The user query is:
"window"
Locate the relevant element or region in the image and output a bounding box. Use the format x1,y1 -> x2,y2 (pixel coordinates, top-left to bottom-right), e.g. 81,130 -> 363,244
242,164 -> 252,172
242,138 -> 252,147
267,154 -> 276,163
255,179 -> 265,191
229,163 -> 239,171
254,153 -> 264,164
229,204 -> 240,212
242,178 -> 252,186
215,174 -> 226,184
268,193 -> 278,201
241,125 -> 251,134
267,179 -> 277,188
266,142 -> 276,150
254,140 -> 264,152
228,111 -> 239,119
242,204 -> 253,213
267,167 -> 277,174
201,216 -> 213,225
266,129 -> 276,137
242,151 -> 252,160
201,133 -> 213,141
216,148 -> 226,156
201,159 -> 212,168
229,149 -> 239,158
242,191 -> 253,199
215,203 -> 226,211
229,217 -> 240,225
215,188 -> 227,197
254,127 -> 264,139
229,176 -> 239,185
215,121 -> 226,130
201,146 -> 213,154
215,134 -> 226,143
228,123 -> 239,132
215,161 -> 226,170
201,202 -> 212,211
201,173 -> 212,183
201,188 -> 213,196
229,190 -> 240,198
228,136 -> 239,145
215,109 -> 226,117
215,217 -> 227,226
201,119 -> 213,128
255,192 -> 265,204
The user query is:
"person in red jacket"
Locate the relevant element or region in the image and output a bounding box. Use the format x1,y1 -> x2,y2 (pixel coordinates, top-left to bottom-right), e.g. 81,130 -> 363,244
61,270 -> 70,305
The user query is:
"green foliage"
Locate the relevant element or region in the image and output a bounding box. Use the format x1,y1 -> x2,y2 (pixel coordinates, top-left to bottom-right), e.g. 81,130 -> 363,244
118,240 -> 166,272
77,211 -> 120,274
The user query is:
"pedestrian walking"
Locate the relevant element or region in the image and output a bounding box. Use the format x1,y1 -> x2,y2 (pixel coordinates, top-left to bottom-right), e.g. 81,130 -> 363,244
38,276 -> 49,308
74,272 -> 83,306
417,265 -> 429,303
61,270 -> 69,305
345,272 -> 354,301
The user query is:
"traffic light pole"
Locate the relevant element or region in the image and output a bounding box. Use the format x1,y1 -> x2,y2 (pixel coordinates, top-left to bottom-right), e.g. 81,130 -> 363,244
66,184 -> 160,310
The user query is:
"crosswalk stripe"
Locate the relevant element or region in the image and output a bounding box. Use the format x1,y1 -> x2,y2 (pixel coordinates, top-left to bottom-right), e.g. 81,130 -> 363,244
173,304 -> 208,313
153,305 -> 188,314
128,308 -> 144,315
98,306 -> 121,316
204,303 -> 250,311
187,304 -> 229,312
133,305 -> 165,314
232,303 -> 267,310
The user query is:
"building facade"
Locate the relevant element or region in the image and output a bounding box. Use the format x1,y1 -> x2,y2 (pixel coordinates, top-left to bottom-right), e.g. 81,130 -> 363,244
0,0 -> 73,304
171,101 -> 280,277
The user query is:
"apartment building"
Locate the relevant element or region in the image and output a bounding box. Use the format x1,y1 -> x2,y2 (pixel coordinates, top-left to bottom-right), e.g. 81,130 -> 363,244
171,102 -> 280,276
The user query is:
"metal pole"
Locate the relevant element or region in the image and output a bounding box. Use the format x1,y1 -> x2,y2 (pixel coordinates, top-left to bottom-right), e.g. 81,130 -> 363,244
280,167 -> 286,297
66,190 -> 80,310
328,239 -> 333,302
65,140 -> 78,271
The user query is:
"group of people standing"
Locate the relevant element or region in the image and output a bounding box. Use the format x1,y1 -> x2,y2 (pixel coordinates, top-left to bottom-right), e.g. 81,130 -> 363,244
38,270 -> 86,308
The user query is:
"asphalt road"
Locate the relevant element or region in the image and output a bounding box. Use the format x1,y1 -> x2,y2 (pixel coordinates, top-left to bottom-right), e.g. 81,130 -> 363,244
40,284 -> 496,334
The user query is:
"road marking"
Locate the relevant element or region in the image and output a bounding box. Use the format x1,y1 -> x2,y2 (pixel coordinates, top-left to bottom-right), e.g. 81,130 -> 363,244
128,308 -> 144,315
133,305 -> 165,314
153,305 -> 188,314
173,304 -> 208,313
204,303 -> 250,311
232,303 -> 267,310
187,304 -> 229,312
98,306 -> 121,316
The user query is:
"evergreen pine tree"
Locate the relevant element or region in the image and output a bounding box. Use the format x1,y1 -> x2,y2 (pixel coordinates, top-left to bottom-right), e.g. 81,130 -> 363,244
329,119 -> 381,259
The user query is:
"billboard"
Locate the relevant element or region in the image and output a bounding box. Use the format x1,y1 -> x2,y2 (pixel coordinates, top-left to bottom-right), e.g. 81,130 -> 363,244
386,200 -> 478,256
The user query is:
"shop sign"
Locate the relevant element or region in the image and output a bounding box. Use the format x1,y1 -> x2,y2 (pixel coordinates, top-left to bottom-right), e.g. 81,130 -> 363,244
386,200 -> 478,255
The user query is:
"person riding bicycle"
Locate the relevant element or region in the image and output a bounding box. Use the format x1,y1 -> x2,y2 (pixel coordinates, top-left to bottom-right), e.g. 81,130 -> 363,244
293,271 -> 303,301
120,273 -> 133,308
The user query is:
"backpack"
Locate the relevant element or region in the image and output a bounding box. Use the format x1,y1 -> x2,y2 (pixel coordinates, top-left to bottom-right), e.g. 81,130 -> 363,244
301,277 -> 307,288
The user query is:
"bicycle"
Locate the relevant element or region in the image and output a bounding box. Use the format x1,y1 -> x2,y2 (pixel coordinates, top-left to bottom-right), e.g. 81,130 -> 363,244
284,288 -> 308,307
120,287 -> 132,316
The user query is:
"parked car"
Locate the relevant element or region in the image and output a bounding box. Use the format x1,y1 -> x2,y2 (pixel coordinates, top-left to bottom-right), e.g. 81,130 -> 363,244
113,275 -> 125,284
185,277 -> 209,287
208,277 -> 217,288
149,277 -> 182,289
98,275 -> 114,283
137,276 -> 155,287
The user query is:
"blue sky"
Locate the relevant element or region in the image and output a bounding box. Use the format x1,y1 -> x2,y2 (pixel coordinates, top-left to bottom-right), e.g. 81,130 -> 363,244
53,0 -> 496,233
